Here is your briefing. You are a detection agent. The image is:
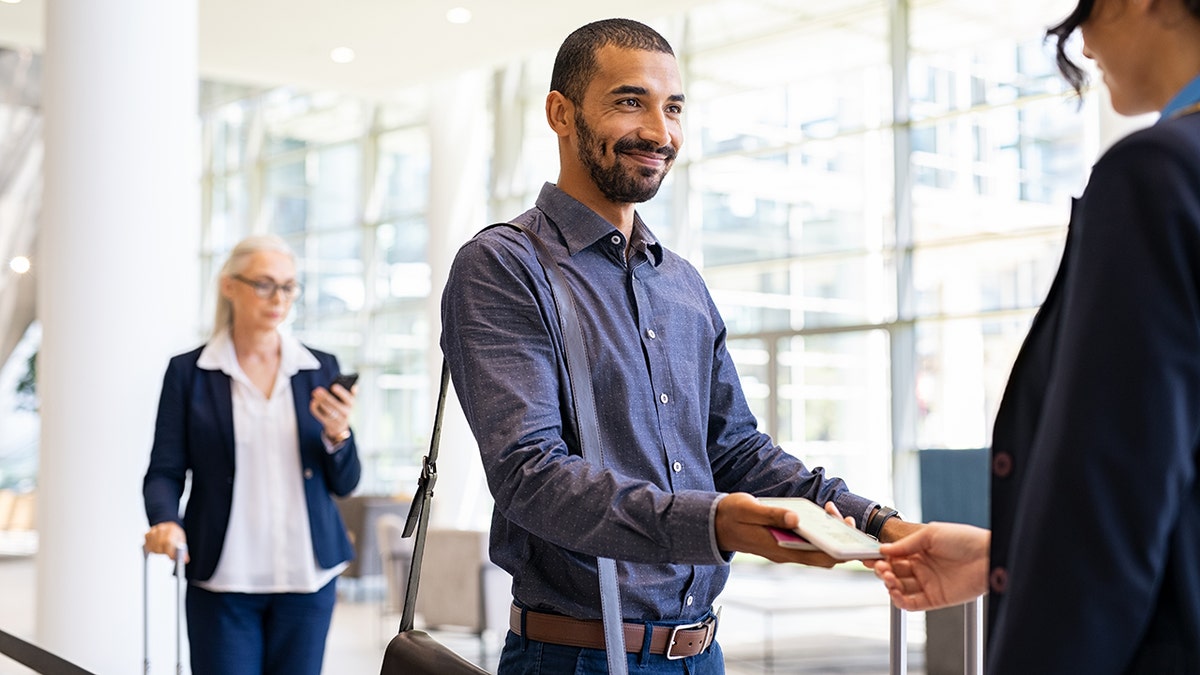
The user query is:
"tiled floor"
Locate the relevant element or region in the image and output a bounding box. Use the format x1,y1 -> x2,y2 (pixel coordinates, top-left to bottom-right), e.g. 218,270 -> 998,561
0,553 -> 925,674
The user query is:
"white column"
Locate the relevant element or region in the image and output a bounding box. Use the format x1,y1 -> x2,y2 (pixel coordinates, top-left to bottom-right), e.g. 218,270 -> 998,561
38,1 -> 198,672
426,71 -> 491,530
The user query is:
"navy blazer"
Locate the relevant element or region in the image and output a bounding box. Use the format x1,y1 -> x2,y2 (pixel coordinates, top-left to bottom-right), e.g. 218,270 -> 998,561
143,343 -> 361,582
987,112 -> 1200,673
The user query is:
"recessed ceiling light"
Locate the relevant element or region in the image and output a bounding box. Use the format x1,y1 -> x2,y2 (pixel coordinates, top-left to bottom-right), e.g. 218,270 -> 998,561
9,256 -> 30,274
330,47 -> 356,64
446,7 -> 472,24
0,0 -> 23,5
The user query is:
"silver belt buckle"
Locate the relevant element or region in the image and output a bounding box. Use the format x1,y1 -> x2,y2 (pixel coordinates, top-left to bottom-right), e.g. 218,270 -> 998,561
665,607 -> 720,660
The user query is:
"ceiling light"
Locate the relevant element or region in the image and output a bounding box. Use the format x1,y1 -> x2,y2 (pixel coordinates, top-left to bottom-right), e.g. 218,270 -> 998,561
9,256 -> 30,274
446,7 -> 472,24
0,0 -> 23,5
329,47 -> 356,64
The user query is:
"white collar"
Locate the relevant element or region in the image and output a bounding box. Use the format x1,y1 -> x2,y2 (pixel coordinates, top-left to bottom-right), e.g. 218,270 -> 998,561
197,329 -> 320,384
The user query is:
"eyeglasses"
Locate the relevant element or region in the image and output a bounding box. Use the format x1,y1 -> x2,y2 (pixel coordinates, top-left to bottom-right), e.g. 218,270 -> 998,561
233,274 -> 302,300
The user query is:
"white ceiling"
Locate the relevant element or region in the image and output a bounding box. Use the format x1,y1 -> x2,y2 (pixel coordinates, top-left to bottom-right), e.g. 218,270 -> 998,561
0,0 -> 704,98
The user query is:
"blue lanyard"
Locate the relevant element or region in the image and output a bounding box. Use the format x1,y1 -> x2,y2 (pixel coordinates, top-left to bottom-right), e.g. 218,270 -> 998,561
1160,74 -> 1200,121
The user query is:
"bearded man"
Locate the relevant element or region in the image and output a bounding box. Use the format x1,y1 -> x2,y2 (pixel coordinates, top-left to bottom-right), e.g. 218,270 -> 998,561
439,18 -> 917,674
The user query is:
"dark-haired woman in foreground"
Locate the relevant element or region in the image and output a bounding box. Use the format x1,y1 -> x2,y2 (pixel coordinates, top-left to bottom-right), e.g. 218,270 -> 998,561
872,1 -> 1200,673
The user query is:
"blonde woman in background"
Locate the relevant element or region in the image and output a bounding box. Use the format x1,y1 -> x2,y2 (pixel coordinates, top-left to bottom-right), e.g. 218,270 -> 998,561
143,234 -> 361,675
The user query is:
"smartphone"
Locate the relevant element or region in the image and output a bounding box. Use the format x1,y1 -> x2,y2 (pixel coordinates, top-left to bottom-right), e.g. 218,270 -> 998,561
330,372 -> 359,392
759,497 -> 883,561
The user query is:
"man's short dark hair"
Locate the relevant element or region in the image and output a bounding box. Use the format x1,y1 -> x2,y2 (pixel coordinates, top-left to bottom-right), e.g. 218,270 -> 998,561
550,18 -> 675,105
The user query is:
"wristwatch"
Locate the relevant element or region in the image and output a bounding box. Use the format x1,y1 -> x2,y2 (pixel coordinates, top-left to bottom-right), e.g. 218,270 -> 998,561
866,506 -> 901,539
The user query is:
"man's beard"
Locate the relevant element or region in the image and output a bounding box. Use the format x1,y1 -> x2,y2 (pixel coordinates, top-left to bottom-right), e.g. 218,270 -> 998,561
575,111 -> 676,204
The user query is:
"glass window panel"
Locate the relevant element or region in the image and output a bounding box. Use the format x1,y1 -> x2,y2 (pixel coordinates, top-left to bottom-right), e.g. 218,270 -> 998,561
376,128 -> 430,220
264,143 -> 361,235
728,338 -> 771,427
910,100 -> 1085,242
688,1 -> 889,98
309,143 -> 361,231
366,308 -> 430,490
289,313 -> 362,370
775,331 -> 893,502
692,132 -> 893,262
209,99 -> 251,175
264,158 -> 308,235
375,220 -> 431,302
690,71 -> 893,158
912,234 -> 1064,317
915,314 -> 1034,449
262,90 -> 366,155
208,175 -> 249,251
709,251 -> 896,334
294,230 -> 366,319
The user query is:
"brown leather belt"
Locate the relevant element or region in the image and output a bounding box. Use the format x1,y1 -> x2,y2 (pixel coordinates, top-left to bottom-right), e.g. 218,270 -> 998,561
508,603 -> 719,660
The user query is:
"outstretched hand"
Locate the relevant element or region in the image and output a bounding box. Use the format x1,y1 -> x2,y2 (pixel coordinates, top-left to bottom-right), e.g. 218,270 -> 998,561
869,521 -> 990,611
715,493 -> 862,568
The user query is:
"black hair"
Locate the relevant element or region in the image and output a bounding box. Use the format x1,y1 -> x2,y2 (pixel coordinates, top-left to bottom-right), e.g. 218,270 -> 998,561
1047,0 -> 1200,96
549,18 -> 675,105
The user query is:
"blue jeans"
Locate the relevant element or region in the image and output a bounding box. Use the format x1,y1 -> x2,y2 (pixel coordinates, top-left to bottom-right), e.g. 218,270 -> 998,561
185,579 -> 337,675
497,614 -> 725,675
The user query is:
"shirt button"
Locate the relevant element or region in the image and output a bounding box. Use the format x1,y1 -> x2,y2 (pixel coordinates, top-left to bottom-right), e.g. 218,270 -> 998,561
647,328 -> 657,339
673,461 -> 682,473
660,393 -> 669,404
686,595 -> 694,607
989,566 -> 1008,593
992,452 -> 1013,478
610,235 -> 622,246
304,468 -> 314,480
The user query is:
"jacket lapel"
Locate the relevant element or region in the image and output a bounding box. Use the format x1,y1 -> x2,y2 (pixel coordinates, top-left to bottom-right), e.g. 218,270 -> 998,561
292,367 -> 320,451
203,368 -> 237,462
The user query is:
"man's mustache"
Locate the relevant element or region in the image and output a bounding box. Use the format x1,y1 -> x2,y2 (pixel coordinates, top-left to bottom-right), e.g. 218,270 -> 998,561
613,137 -> 677,162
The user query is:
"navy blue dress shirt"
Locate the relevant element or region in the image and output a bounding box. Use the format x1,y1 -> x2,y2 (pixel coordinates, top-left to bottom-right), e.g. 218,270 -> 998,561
441,183 -> 877,622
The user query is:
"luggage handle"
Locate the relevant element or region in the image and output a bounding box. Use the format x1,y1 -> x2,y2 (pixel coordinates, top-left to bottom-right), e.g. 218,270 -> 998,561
142,543 -> 186,674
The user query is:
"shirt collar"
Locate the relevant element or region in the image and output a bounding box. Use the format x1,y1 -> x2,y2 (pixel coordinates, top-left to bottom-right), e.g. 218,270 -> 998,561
534,183 -> 665,266
1160,73 -> 1200,122
197,328 -> 320,383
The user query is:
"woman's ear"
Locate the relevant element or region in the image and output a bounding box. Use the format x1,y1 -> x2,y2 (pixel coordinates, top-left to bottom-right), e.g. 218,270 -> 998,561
545,91 -> 574,139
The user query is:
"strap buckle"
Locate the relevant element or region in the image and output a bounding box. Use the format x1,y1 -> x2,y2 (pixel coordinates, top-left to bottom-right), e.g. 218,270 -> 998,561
665,608 -> 720,660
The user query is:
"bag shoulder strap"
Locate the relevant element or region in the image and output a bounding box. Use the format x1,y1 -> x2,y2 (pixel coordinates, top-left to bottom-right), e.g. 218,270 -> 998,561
401,222 -> 628,675
490,221 -> 627,674
398,360 -> 450,633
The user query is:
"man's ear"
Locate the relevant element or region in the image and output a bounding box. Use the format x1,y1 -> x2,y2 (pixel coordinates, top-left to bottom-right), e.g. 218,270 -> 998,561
545,91 -> 574,139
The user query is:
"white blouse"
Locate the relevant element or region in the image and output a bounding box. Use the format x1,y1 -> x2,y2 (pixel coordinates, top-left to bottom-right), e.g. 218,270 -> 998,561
194,329 -> 346,593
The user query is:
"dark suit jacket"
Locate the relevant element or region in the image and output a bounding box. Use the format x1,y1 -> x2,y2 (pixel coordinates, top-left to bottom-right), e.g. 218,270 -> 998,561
143,343 -> 361,582
987,112 -> 1200,673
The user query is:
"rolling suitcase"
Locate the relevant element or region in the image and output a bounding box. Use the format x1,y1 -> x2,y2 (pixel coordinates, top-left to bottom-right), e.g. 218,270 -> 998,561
142,544 -> 186,674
